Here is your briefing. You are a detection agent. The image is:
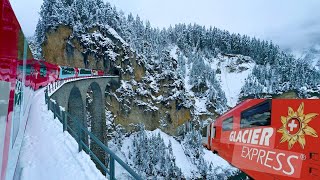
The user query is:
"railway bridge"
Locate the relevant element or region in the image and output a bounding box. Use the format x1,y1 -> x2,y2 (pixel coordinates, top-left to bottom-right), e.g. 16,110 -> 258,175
49,76 -> 119,171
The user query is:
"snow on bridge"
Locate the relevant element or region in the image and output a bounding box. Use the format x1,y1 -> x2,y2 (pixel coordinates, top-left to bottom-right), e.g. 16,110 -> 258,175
16,89 -> 105,180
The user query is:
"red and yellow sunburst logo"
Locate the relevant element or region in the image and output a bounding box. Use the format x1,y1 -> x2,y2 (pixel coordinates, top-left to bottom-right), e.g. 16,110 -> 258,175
277,102 -> 318,149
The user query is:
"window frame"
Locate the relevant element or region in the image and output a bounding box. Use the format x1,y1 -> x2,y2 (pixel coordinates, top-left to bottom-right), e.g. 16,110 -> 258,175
240,100 -> 272,129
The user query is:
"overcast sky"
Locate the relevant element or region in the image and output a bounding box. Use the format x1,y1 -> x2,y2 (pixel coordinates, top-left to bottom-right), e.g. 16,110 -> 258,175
10,0 -> 320,51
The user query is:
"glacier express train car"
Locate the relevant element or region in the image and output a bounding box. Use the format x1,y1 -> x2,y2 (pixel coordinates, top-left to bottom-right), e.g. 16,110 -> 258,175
0,1 -> 105,179
59,66 -> 78,79
58,67 -> 103,80
0,0 -> 34,179
203,99 -> 320,179
92,69 -> 104,76
18,60 -> 60,90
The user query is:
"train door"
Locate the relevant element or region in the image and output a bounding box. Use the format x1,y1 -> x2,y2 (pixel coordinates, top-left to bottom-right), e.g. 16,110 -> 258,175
207,124 -> 212,148
210,123 -> 216,152
211,121 -> 221,154
220,116 -> 234,161
201,125 -> 209,148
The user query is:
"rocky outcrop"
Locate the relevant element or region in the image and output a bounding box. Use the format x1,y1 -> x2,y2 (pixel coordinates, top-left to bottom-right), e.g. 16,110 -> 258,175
42,25 -> 194,136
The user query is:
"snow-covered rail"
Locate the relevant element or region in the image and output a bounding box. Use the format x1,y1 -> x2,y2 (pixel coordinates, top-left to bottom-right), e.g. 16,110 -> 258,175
47,76 -> 119,96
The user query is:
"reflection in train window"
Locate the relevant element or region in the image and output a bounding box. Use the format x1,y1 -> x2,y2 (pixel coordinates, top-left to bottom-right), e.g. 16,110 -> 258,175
18,65 -> 33,75
62,67 -> 75,75
40,65 -> 47,77
80,69 -> 91,75
240,100 -> 271,129
222,117 -> 233,131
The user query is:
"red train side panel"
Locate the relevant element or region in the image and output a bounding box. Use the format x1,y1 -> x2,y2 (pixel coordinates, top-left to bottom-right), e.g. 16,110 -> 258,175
0,0 -> 21,179
1,1 -> 107,179
205,99 -> 320,180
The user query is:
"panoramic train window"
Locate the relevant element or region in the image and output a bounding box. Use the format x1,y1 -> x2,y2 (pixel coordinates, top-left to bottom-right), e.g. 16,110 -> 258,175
26,65 -> 32,75
62,67 -> 75,75
80,69 -> 91,74
222,117 -> 233,131
40,66 -> 47,77
18,65 -> 32,75
240,100 -> 271,129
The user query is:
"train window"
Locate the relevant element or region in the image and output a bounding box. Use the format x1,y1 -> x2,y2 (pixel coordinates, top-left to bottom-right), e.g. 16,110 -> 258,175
222,117 -> 233,131
18,65 -> 32,75
40,66 -> 47,77
26,65 -> 32,75
240,100 -> 271,129
62,67 -> 75,75
80,69 -> 91,74
18,65 -> 23,74
201,127 -> 207,137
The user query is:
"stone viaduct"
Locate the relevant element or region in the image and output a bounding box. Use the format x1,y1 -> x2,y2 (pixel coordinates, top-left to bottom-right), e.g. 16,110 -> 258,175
50,76 -> 119,170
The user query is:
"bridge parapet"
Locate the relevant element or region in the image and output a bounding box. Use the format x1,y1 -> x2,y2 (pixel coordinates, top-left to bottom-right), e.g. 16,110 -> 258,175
46,76 -> 129,178
45,88 -> 141,179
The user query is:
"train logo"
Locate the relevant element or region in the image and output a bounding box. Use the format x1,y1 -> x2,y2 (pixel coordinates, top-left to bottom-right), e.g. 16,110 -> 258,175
277,102 -> 318,149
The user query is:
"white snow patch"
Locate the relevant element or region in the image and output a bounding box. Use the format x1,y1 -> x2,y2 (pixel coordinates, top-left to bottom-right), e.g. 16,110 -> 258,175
213,54 -> 254,107
203,149 -> 236,171
169,45 -> 178,60
147,129 -> 197,177
194,97 -> 208,115
107,26 -> 128,45
18,89 -> 106,180
183,62 -> 194,96
110,129 -> 235,179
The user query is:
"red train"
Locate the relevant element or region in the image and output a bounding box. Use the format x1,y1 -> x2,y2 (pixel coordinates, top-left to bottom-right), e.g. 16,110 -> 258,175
202,99 -> 320,179
0,1 -> 105,179
18,59 -> 105,90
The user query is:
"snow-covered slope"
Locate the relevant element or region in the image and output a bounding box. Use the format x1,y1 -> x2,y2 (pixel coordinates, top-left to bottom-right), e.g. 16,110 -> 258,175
212,54 -> 254,107
108,128 -> 237,179
17,89 -> 105,180
176,46 -> 254,108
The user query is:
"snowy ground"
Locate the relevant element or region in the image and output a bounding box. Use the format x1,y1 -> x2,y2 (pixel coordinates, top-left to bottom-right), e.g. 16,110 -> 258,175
16,89 -> 106,180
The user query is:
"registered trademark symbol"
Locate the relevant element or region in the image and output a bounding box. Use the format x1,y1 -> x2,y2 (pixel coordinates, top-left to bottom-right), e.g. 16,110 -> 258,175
300,154 -> 306,160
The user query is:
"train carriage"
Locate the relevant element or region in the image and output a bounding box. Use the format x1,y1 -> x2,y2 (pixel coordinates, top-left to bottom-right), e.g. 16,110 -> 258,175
97,70 -> 104,76
92,69 -> 104,76
0,1 -> 31,179
0,1 -> 106,179
59,66 -> 77,80
203,99 -> 320,179
40,60 -> 59,84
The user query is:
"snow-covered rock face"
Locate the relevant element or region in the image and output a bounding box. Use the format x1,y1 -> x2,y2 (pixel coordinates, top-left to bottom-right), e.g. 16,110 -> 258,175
108,128 -> 237,179
212,54 -> 255,107
292,44 -> 320,71
171,46 -> 229,115
34,0 -> 320,138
